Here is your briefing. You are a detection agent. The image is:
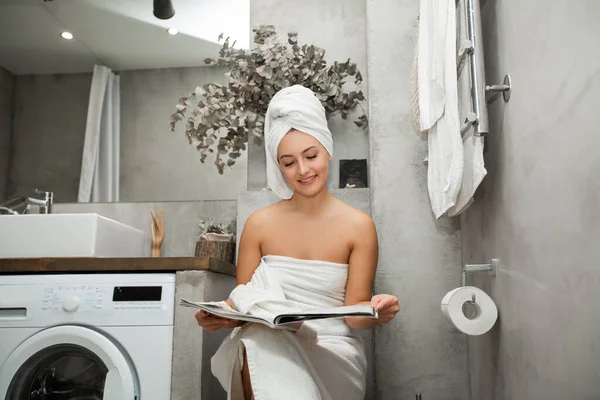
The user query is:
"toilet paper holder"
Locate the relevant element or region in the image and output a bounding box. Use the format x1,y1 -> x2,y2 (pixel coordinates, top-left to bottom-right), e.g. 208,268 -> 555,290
462,258 -> 498,293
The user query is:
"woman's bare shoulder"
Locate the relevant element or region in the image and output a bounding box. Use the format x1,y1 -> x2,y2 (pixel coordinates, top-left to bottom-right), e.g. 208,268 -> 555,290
244,201 -> 286,230
332,197 -> 376,229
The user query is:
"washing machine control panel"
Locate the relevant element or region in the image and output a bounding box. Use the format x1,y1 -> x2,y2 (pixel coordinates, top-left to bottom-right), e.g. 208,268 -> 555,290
42,285 -> 106,311
0,274 -> 176,327
41,284 -> 166,313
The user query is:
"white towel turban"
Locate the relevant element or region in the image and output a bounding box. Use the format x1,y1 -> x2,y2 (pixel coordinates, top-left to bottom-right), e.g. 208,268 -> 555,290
263,85 -> 333,199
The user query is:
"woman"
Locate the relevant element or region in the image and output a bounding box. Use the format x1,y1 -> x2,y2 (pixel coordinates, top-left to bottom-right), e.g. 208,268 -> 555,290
195,85 -> 399,400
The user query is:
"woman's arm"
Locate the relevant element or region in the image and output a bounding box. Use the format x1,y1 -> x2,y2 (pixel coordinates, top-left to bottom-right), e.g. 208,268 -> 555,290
344,213 -> 380,329
223,211 -> 264,307
344,213 -> 399,329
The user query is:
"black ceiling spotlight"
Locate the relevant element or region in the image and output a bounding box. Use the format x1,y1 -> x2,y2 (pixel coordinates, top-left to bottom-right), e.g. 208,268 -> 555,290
153,0 -> 175,20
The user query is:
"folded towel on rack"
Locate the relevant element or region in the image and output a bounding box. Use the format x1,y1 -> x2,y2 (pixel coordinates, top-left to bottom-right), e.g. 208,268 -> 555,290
447,0 -> 487,216
418,0 -> 464,218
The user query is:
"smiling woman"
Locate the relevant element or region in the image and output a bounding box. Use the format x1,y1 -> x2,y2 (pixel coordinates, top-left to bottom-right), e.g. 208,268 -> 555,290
263,85 -> 335,200
277,132 -> 331,198
194,85 -> 399,400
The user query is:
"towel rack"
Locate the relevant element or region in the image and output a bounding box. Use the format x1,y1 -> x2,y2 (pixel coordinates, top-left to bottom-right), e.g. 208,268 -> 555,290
459,0 -> 512,136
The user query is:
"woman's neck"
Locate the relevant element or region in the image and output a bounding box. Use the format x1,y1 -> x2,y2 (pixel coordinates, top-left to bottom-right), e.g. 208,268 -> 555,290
288,187 -> 333,215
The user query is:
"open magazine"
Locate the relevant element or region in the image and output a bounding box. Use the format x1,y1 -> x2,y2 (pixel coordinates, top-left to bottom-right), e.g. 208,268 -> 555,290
179,298 -> 378,328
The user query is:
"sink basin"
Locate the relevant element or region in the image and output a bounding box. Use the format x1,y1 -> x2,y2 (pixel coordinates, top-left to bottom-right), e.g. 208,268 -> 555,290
0,213 -> 148,258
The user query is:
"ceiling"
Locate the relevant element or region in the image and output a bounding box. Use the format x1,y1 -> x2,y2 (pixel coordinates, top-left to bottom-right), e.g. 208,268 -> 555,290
0,0 -> 250,75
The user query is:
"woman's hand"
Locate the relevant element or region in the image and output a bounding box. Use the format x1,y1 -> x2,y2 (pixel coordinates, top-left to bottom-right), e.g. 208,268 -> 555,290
194,310 -> 242,332
371,294 -> 400,324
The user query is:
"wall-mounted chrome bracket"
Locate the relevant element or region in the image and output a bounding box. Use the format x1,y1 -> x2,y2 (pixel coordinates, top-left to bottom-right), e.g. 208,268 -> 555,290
486,74 -> 511,104
462,258 -> 498,287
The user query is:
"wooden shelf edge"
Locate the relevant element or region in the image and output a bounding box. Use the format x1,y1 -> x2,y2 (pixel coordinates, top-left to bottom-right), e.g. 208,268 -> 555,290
0,257 -> 236,277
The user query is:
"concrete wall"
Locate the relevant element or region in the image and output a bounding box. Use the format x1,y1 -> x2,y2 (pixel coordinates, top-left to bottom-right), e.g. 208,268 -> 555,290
172,270 -> 236,400
460,1 -> 600,399
7,73 -> 90,202
6,66 -> 247,203
119,66 -> 247,202
0,67 -> 14,201
248,0 -> 369,191
367,1 -> 469,399
53,200 -> 237,257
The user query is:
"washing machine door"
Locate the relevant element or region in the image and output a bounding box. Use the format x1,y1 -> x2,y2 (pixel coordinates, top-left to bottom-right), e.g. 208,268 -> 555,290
0,325 -> 138,399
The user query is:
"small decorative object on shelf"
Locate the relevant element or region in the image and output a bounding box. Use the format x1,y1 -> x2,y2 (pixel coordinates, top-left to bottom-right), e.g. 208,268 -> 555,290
151,209 -> 164,257
339,159 -> 368,189
195,218 -> 236,264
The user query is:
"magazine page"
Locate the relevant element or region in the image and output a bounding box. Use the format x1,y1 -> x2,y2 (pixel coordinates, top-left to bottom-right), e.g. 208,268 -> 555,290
178,299 -> 275,327
274,304 -> 378,325
179,299 -> 378,327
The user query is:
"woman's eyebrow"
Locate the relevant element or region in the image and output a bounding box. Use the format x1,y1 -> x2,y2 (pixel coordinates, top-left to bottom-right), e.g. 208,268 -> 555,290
279,146 -> 317,159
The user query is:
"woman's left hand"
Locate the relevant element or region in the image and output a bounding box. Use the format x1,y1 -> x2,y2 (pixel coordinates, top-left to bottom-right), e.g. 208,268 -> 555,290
371,294 -> 400,324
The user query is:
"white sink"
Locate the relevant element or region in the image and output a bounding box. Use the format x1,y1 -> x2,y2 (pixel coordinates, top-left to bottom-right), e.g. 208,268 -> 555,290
0,213 -> 148,258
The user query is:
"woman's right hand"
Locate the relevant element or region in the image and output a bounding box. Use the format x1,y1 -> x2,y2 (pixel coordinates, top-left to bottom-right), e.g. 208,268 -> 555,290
194,309 -> 242,332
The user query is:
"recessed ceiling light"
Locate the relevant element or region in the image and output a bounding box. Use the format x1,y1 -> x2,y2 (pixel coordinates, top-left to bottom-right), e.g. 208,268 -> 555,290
60,31 -> 74,40
167,28 -> 179,36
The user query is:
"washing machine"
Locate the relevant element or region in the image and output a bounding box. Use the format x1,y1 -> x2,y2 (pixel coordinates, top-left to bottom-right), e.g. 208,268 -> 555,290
0,273 -> 175,399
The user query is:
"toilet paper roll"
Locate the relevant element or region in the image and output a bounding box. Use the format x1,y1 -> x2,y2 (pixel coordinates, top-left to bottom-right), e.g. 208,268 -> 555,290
441,286 -> 498,335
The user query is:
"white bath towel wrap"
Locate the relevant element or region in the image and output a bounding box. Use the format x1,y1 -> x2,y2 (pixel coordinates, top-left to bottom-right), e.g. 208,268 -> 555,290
211,255 -> 367,400
264,85 -> 333,200
418,0 -> 464,218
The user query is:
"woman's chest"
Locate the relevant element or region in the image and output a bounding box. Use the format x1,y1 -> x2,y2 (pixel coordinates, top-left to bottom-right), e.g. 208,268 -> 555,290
261,219 -> 353,263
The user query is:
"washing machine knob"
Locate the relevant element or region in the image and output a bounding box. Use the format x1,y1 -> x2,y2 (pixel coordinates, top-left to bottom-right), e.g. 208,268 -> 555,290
62,296 -> 80,312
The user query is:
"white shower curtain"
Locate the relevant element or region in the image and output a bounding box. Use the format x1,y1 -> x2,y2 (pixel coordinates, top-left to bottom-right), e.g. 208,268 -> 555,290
78,65 -> 120,202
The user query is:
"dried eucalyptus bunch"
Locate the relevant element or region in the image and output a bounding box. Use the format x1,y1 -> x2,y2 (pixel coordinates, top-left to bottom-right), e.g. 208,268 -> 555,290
170,25 -> 367,174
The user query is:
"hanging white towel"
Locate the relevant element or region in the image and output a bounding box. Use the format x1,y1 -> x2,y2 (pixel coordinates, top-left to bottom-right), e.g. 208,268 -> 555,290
448,0 -> 487,216
419,0 -> 464,219
211,255 -> 367,400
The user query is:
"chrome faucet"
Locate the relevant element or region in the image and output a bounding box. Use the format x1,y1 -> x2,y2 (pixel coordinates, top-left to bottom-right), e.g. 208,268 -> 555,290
0,189 -> 54,214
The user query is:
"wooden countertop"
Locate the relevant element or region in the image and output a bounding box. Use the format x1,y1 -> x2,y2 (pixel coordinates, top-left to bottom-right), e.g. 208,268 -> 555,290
0,257 -> 236,276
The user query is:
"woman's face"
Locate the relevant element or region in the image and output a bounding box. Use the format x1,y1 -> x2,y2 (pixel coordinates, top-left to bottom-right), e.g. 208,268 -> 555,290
277,129 -> 330,197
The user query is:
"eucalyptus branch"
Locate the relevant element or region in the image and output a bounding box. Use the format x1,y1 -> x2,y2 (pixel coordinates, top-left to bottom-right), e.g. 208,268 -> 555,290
170,25 -> 368,174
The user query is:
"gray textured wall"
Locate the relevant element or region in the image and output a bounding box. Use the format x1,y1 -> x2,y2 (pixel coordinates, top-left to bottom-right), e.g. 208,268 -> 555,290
367,0 -> 469,399
0,67 -> 14,201
119,66 -> 247,202
7,73 -> 90,202
248,0 -> 369,191
53,200 -> 237,257
6,66 -> 247,203
460,1 -> 600,399
172,270 -> 236,400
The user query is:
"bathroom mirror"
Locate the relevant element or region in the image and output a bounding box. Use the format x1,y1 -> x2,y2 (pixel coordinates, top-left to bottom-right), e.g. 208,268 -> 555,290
0,0 -> 251,203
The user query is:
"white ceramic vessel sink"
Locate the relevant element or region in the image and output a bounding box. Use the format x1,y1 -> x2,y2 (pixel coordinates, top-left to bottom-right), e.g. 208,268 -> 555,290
0,213 -> 148,258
